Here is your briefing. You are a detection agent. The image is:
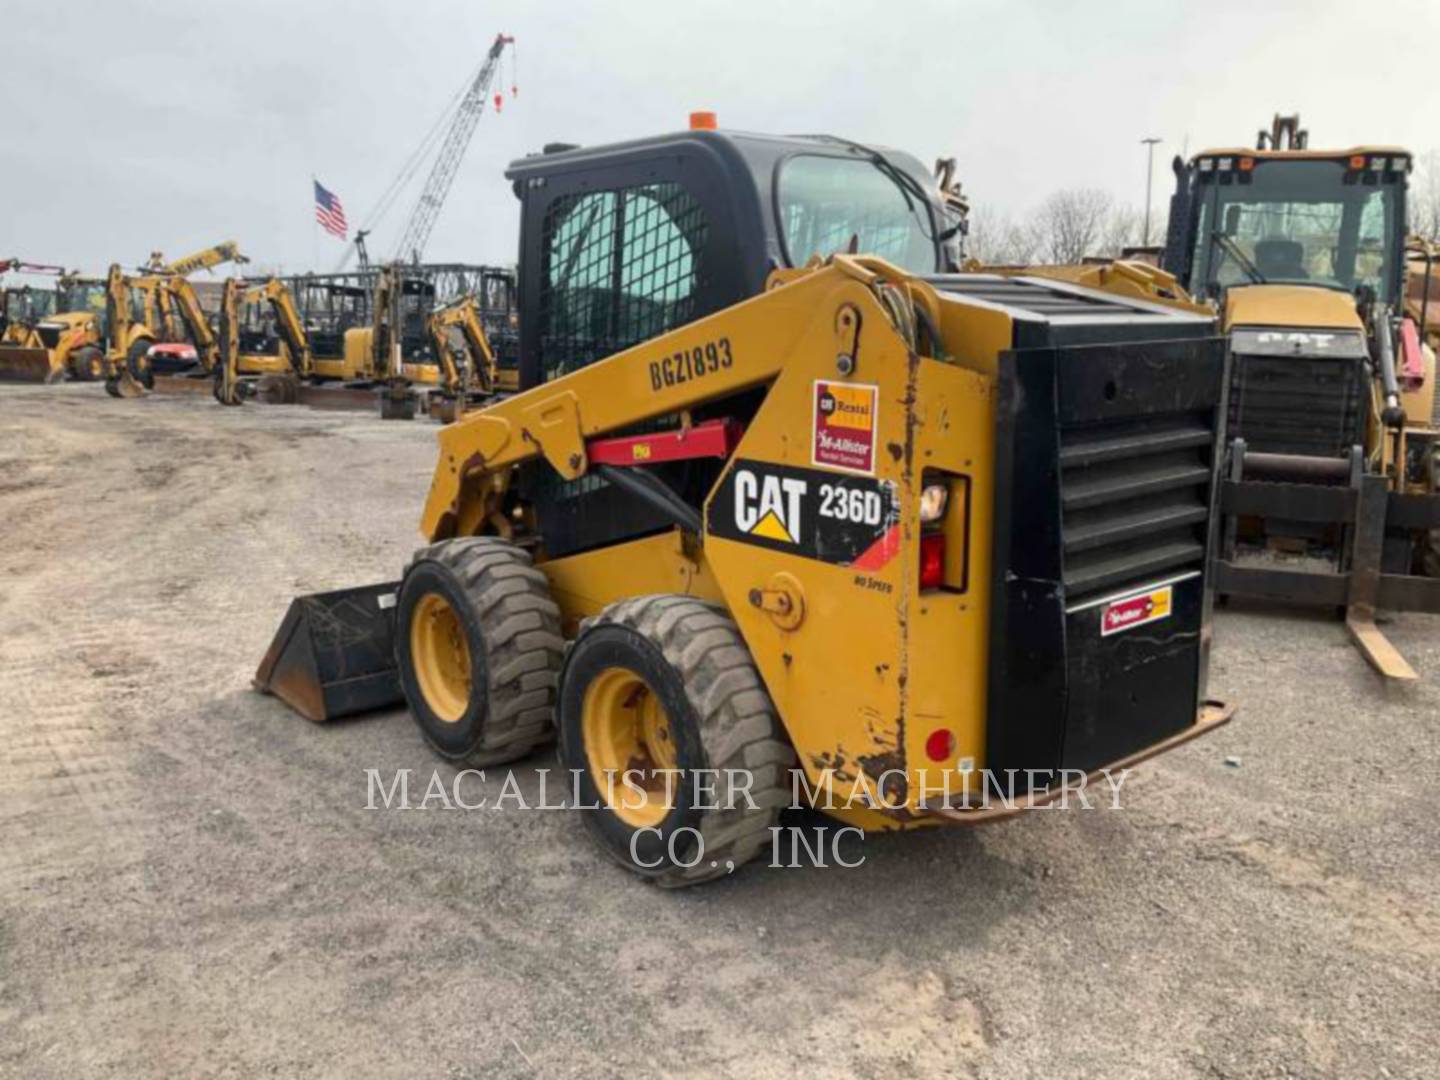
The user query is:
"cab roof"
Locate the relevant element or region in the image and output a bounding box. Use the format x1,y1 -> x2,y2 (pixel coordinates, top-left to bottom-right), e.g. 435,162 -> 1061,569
505,128 -> 936,191
1191,145 -> 1412,165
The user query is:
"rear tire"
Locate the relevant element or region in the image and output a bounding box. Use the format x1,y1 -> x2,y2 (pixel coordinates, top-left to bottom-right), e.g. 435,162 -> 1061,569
559,595 -> 794,887
396,537 -> 564,766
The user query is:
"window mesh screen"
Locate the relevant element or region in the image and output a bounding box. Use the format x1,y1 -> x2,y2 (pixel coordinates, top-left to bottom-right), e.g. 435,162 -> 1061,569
538,183 -> 709,382
528,181 -> 712,550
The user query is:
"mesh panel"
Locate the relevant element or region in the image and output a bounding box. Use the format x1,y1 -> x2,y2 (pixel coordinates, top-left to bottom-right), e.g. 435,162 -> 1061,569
538,182 -> 708,382
528,181 -> 712,554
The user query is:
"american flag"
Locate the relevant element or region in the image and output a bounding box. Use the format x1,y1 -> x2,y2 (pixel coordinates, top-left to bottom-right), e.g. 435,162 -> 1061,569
314,180 -> 348,239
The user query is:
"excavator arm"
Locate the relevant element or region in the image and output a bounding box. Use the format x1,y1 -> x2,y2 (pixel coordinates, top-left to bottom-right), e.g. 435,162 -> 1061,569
101,264 -> 149,398
214,278 -> 243,406
263,279 -> 312,378
428,295 -> 497,397
162,277 -> 219,371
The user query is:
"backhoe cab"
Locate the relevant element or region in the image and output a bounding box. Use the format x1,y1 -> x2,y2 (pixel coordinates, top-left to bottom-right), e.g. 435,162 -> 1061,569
258,128 -> 1232,885
1163,114 -> 1439,678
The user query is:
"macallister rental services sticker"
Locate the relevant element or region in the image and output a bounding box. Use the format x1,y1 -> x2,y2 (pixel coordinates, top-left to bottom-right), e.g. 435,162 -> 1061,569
813,380 -> 878,474
1101,584 -> 1173,637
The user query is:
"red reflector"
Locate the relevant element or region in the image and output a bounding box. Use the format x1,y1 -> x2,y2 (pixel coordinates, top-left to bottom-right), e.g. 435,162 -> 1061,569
925,728 -> 955,762
920,533 -> 945,590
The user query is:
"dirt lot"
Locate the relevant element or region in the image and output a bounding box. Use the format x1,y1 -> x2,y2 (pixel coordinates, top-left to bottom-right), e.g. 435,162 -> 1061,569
1,383 -> 1437,1079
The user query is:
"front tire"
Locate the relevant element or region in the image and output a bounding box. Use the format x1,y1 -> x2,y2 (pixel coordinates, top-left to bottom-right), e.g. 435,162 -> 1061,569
559,595 -> 794,887
70,345 -> 101,381
396,538 -> 564,766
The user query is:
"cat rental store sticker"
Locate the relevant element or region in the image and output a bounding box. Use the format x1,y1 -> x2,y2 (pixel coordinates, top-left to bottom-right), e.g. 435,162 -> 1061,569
813,380 -> 878,474
1101,584 -> 1173,636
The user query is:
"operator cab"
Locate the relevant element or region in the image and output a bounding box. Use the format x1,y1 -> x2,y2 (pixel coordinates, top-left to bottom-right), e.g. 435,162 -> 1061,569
506,128 -> 959,391
505,127 -> 962,557
1165,145 -> 1411,306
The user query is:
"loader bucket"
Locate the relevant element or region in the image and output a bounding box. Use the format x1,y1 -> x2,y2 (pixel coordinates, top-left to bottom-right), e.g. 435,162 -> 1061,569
254,581 -> 405,722
0,344 -> 59,383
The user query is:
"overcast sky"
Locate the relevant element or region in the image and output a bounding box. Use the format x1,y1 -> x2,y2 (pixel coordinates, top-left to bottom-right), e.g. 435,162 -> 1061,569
4,0 -> 1438,279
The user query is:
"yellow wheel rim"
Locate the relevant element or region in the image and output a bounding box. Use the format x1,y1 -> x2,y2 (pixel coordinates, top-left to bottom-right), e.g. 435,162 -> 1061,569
410,592 -> 472,723
581,667 -> 679,828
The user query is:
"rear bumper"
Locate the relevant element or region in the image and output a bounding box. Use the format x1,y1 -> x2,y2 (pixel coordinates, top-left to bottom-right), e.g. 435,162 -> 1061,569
920,699 -> 1234,825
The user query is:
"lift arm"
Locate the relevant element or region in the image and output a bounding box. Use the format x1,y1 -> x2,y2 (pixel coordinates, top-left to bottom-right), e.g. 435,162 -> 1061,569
419,257 -> 938,538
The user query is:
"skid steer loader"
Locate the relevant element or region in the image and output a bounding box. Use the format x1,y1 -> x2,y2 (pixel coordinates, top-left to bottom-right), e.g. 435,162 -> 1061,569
257,127 -> 1233,885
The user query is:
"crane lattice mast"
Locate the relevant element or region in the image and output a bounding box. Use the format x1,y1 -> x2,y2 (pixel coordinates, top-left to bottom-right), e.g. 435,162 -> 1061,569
392,33 -> 514,264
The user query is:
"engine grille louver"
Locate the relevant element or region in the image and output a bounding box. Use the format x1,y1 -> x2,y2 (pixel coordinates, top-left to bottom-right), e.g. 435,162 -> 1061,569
1228,354 -> 1364,457
1060,414 -> 1216,602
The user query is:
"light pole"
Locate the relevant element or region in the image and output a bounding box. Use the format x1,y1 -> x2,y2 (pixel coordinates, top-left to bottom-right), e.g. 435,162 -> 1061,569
1141,137 -> 1162,246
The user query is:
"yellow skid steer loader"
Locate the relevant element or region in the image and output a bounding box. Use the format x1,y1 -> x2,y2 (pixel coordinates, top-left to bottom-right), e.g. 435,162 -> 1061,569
257,127 -> 1233,885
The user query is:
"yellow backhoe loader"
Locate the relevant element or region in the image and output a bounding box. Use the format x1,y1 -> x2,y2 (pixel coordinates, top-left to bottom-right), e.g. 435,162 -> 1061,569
1159,115 -> 1440,679
103,267 -> 225,397
0,285 -> 64,382
0,262 -> 104,383
256,127 -> 1233,886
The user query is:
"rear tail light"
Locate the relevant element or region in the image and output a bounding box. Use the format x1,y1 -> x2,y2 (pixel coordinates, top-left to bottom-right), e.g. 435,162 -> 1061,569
920,532 -> 945,590
924,727 -> 956,762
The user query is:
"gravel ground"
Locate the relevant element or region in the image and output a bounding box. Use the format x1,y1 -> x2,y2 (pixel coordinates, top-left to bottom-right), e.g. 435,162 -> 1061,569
1,383 -> 1437,1079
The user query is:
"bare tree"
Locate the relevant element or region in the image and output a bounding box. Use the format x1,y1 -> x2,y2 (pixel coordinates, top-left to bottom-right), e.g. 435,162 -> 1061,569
1411,150 -> 1440,242
1035,188 -> 1113,263
1099,204 -> 1144,257
965,207 -> 1043,266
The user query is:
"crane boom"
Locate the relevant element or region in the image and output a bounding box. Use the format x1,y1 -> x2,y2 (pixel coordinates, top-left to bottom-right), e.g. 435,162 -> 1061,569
392,33 -> 513,264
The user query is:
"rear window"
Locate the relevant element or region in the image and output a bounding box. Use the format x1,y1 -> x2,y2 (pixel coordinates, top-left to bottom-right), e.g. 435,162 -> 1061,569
778,155 -> 938,273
